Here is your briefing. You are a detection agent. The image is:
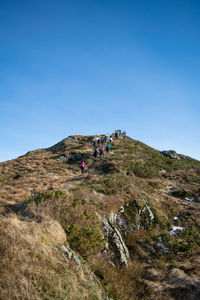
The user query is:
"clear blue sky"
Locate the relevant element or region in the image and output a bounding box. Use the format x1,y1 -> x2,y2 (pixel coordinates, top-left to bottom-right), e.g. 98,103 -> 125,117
0,0 -> 200,162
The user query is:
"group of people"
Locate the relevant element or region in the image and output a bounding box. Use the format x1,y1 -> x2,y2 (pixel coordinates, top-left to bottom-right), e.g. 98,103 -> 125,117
114,130 -> 126,139
93,135 -> 112,161
80,130 -> 126,174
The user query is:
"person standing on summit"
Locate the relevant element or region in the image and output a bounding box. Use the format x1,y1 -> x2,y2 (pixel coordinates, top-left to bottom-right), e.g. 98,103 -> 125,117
80,160 -> 86,174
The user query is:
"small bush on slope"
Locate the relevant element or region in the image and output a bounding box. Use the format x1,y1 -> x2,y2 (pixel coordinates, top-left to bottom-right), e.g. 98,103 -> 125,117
128,161 -> 158,178
24,190 -> 105,259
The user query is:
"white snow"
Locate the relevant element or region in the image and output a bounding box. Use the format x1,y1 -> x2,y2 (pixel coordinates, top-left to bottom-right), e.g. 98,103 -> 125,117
173,217 -> 178,221
167,185 -> 173,190
169,226 -> 184,235
157,242 -> 169,253
185,197 -> 194,202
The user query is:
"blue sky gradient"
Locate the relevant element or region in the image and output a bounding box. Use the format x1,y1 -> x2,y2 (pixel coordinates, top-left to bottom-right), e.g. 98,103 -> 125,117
0,0 -> 200,161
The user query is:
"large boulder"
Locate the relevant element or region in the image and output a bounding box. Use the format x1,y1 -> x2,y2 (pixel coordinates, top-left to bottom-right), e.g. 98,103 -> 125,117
161,150 -> 180,160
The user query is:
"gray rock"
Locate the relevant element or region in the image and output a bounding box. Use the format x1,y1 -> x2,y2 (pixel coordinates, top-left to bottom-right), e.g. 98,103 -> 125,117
61,245 -> 82,269
157,242 -> 169,254
194,197 -> 200,203
70,153 -> 83,161
102,197 -> 156,265
58,155 -> 68,163
102,217 -> 129,265
159,169 -> 167,175
65,136 -> 75,141
123,198 -> 155,231
161,150 -> 180,160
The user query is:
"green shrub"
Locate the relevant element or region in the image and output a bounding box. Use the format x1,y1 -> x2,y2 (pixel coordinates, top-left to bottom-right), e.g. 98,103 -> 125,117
99,173 -> 131,195
65,222 -> 104,258
25,190 -> 65,205
128,161 -> 158,178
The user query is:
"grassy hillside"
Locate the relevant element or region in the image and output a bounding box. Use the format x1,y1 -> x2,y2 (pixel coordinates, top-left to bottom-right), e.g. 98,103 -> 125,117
1,134 -> 200,299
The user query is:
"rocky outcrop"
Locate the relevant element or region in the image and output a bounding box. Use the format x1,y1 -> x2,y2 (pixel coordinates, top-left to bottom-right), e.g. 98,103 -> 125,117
161,150 -> 180,160
102,197 -> 156,265
102,215 -> 129,265
62,245 -> 82,269
57,154 -> 68,163
70,153 -> 83,161
48,136 -> 76,153
53,152 -> 83,163
122,197 -> 155,231
159,169 -> 167,175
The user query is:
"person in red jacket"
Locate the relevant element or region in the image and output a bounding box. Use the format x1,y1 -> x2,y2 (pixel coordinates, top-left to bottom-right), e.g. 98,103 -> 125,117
80,160 -> 86,174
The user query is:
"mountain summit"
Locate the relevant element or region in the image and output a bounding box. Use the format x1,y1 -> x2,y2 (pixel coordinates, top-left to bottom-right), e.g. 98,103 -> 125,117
1,134 -> 200,299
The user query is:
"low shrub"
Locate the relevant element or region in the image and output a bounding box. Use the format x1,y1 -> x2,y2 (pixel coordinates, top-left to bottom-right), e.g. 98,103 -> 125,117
128,161 -> 158,178
65,222 -> 104,258
99,173 -> 132,195
25,190 -> 65,205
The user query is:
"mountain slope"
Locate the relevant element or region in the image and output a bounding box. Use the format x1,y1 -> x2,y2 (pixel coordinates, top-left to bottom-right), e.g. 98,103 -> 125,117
1,134 -> 200,299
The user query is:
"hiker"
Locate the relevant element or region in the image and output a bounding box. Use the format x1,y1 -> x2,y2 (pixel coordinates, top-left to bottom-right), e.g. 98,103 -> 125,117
93,140 -> 97,148
104,135 -> 108,143
109,136 -> 113,142
80,160 -> 86,174
99,146 -> 104,159
106,144 -> 111,153
97,138 -> 100,146
122,130 -> 126,136
93,148 -> 98,159
101,137 -> 104,145
115,132 -> 118,139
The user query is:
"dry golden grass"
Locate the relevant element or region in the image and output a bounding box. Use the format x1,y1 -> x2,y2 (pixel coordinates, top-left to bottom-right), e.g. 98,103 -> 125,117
0,214 -> 107,300
1,134 -> 200,299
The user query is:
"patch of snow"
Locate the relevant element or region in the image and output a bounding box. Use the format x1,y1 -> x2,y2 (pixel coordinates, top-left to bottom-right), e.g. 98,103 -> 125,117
119,206 -> 124,213
157,242 -> 169,253
169,226 -> 184,235
167,185 -> 173,190
173,217 -> 178,221
185,197 -> 194,202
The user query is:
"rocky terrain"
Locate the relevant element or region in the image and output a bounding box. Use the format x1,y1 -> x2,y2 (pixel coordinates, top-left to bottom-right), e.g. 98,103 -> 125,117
1,134 -> 200,300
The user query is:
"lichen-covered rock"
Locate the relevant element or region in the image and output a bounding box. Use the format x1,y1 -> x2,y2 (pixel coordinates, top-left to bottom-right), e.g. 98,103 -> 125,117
123,198 -> 156,231
161,150 -> 180,160
159,169 -> 167,175
102,197 -> 156,265
62,245 -> 82,269
58,155 -> 68,163
69,153 -> 83,161
102,217 -> 129,265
